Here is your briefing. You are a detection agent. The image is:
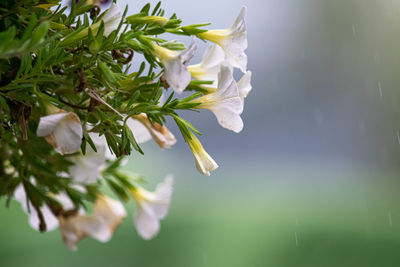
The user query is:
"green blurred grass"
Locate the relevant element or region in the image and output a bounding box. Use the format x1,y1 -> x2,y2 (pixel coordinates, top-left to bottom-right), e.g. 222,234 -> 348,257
2,149 -> 400,266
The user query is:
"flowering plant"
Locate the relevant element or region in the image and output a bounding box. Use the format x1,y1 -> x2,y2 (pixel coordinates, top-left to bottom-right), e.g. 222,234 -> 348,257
0,0 -> 251,249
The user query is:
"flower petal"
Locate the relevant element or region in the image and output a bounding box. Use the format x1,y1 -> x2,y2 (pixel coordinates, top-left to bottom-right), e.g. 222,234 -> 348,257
130,114 -> 176,149
59,195 -> 126,250
188,44 -> 228,87
164,59 -> 192,94
194,66 -> 244,133
147,175 -> 174,219
180,38 -> 197,65
134,204 -> 160,240
37,112 -> 83,155
131,175 -> 174,239
223,6 -> 248,72
37,113 -> 69,137
238,71 -> 252,99
102,3 -> 122,37
126,117 -> 152,144
14,184 -> 59,232
163,40 -> 197,94
210,97 -> 244,133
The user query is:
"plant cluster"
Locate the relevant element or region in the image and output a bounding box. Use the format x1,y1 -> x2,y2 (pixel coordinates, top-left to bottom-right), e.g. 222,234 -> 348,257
0,0 -> 252,249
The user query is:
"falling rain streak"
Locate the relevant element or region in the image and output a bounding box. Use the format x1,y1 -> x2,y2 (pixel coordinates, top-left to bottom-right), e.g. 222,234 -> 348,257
378,82 -> 383,98
294,232 -> 299,247
388,211 -> 393,227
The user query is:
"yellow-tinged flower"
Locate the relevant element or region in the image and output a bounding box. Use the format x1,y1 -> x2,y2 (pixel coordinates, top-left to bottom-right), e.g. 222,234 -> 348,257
197,6 -> 247,72
36,105 -> 83,155
185,132 -> 218,176
15,183 -> 125,250
191,65 -> 244,133
127,114 -> 176,149
130,175 -> 174,240
59,195 -> 126,251
152,40 -> 197,93
188,44 -> 228,88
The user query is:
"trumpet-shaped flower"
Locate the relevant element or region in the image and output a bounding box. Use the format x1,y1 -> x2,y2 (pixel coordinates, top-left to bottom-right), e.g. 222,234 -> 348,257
238,71 -> 252,100
68,132 -> 112,184
187,44 -> 228,87
59,195 -> 126,250
197,6 -> 247,72
127,114 -> 176,149
37,110 -> 83,155
191,65 -> 244,133
185,132 -> 218,176
153,40 -> 197,93
130,175 -> 174,240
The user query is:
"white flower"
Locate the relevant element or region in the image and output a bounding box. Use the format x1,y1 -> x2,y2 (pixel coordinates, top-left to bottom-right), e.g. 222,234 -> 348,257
184,132 -> 218,176
153,40 -> 197,93
127,114 -> 176,149
130,175 -> 174,240
101,3 -> 122,37
13,183 -> 75,232
68,132 -> 111,184
238,71 -> 252,100
126,117 -> 152,144
59,195 -> 126,251
187,44 -> 228,88
191,65 -> 244,133
36,110 -> 83,155
198,6 -> 247,72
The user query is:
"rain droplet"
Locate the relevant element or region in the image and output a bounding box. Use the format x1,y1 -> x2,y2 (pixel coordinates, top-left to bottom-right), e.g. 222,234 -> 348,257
294,232 -> 299,246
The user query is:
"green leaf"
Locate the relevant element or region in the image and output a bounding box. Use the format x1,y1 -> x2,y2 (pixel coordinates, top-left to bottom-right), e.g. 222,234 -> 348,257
98,60 -> 117,84
28,21 -> 49,49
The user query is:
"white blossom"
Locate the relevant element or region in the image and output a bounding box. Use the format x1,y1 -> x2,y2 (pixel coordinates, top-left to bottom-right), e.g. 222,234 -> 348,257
13,183 -> 75,232
130,175 -> 174,240
187,44 -> 228,88
59,195 -> 126,250
126,117 -> 152,144
68,132 -> 112,184
127,114 -> 176,149
198,6 -> 247,72
37,111 -> 83,155
153,40 -> 197,93
184,132 -> 218,176
191,65 -> 244,133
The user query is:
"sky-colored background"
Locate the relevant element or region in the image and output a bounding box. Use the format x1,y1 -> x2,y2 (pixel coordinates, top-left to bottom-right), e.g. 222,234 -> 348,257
2,0 -> 400,266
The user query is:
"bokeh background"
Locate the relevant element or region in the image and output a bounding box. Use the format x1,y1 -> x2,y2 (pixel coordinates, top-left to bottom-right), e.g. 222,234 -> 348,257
2,0 -> 400,266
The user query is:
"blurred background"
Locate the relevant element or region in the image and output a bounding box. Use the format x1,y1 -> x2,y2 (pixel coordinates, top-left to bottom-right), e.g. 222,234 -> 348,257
2,0 -> 400,266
